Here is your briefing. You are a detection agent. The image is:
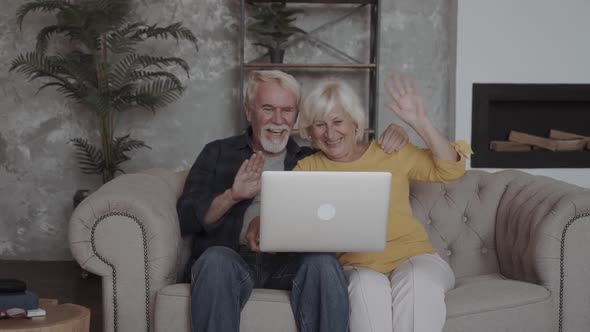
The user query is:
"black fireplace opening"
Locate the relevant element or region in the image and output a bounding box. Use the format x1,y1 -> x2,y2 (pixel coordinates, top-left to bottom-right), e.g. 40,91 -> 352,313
471,83 -> 590,168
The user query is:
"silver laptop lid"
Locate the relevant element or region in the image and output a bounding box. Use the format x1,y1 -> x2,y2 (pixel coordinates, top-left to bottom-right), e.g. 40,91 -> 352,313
259,171 -> 391,252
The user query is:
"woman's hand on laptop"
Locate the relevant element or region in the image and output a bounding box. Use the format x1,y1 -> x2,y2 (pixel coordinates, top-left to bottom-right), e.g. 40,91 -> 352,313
245,216 -> 261,252
230,152 -> 265,201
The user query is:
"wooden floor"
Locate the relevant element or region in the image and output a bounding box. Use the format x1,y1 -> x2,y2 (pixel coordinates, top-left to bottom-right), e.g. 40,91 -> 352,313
0,260 -> 102,332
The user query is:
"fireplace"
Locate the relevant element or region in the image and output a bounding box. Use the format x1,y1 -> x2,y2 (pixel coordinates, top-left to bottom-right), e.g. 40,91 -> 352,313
470,83 -> 590,168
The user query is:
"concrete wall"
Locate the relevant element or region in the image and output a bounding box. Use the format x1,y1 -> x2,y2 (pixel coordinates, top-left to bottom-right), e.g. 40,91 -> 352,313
0,0 -> 450,260
454,0 -> 590,187
377,0 -> 451,144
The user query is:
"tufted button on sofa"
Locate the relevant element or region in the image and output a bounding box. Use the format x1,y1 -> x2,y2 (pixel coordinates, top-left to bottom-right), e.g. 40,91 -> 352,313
69,169 -> 590,332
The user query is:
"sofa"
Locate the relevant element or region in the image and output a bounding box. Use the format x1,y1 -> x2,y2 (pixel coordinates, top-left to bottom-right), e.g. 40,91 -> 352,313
69,168 -> 590,332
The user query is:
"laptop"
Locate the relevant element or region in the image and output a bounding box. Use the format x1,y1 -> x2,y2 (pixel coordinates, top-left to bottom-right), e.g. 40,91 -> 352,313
259,171 -> 391,252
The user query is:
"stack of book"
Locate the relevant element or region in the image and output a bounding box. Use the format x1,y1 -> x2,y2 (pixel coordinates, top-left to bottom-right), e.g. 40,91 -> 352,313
0,279 -> 46,318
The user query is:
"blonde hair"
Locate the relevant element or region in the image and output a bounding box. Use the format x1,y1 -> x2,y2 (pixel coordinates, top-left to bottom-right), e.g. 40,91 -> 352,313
244,70 -> 301,108
300,80 -> 365,141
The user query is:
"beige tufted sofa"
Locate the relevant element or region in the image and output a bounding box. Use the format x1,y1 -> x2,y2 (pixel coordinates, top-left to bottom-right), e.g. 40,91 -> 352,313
69,168 -> 590,332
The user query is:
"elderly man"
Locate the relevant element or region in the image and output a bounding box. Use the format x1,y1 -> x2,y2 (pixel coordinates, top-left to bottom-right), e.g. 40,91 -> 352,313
177,70 -> 408,332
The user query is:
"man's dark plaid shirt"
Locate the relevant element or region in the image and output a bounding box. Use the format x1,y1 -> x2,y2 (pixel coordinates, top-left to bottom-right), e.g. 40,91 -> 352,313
177,129 -> 315,263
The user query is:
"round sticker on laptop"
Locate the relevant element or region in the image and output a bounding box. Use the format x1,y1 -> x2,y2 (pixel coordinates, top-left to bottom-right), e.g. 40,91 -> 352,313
317,203 -> 336,221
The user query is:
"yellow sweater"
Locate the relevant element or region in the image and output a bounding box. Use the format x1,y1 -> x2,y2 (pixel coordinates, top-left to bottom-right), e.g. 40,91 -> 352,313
294,140 -> 472,273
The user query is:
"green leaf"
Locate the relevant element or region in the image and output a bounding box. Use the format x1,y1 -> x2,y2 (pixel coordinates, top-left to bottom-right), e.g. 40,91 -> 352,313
247,0 -> 303,49
131,71 -> 183,86
35,25 -> 66,53
253,42 -> 273,49
79,90 -> 111,114
83,0 -> 132,33
282,9 -> 304,16
109,54 -> 189,92
16,0 -> 76,30
112,134 -> 150,166
133,22 -> 199,52
282,26 -> 305,35
134,78 -> 184,111
135,55 -> 190,76
14,0 -> 197,181
70,137 -> 105,175
10,52 -> 88,101
35,82 -> 66,95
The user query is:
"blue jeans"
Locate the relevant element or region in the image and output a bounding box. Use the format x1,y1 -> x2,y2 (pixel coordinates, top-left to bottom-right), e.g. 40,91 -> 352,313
190,246 -> 349,332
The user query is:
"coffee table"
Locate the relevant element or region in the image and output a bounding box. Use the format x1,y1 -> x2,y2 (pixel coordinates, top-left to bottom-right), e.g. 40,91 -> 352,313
0,299 -> 90,332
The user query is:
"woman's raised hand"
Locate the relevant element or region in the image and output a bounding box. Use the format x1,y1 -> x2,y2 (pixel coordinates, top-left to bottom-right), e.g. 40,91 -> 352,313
384,74 -> 429,129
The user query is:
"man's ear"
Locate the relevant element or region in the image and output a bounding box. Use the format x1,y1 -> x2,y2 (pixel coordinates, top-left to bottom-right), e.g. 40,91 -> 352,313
244,103 -> 252,122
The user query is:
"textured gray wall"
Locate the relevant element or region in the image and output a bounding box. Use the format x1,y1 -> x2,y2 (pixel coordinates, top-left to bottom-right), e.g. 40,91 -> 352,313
0,0 -> 450,260
378,0 -> 451,143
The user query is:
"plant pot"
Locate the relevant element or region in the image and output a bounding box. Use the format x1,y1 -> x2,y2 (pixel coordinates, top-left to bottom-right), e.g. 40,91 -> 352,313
73,189 -> 91,209
269,48 -> 285,63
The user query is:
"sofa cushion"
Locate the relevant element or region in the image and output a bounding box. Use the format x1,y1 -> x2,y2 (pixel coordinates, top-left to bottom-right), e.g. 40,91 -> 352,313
157,274 -> 553,332
445,274 -> 554,332
155,284 -> 190,332
240,289 -> 297,332
155,284 -> 297,332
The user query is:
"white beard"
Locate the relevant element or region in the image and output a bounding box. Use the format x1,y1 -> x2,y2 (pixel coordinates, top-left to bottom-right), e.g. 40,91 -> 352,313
260,125 -> 290,153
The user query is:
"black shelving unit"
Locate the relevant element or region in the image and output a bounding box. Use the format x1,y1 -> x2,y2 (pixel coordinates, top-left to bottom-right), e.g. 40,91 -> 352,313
238,0 -> 381,138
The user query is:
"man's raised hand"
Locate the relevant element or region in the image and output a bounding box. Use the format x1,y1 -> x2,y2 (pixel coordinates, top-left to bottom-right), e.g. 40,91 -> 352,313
230,152 -> 265,201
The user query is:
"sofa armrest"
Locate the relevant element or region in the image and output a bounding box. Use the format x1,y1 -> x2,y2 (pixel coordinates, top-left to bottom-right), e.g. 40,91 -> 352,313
495,170 -> 590,332
69,173 -> 181,332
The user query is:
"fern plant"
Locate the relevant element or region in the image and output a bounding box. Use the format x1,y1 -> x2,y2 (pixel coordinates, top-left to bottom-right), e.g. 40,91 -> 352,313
247,0 -> 304,62
10,0 -> 198,183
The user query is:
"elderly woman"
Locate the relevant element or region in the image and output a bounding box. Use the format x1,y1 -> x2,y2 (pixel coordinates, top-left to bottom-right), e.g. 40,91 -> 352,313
295,75 -> 473,332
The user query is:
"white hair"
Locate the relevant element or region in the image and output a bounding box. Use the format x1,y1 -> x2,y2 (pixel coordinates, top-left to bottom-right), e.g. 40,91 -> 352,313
244,70 -> 301,108
299,80 -> 365,141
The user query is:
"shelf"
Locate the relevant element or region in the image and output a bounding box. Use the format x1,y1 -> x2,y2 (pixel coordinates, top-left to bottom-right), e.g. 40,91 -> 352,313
243,63 -> 376,69
250,0 -> 376,4
471,150 -> 590,168
239,0 -> 380,135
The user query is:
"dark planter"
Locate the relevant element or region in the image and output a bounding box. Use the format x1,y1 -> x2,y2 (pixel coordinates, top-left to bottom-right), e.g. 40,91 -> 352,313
73,189 -> 91,208
269,48 -> 285,63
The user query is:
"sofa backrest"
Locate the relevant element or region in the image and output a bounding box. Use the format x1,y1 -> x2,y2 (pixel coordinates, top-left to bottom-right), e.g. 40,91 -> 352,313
410,170 -> 518,279
141,168 -> 189,198
162,168 -> 516,280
